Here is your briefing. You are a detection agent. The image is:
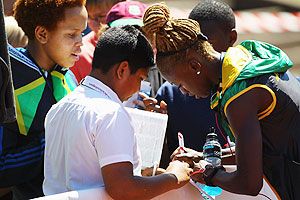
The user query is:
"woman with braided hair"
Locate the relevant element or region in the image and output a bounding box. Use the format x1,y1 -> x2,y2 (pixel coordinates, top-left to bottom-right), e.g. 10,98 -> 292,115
142,3 -> 300,199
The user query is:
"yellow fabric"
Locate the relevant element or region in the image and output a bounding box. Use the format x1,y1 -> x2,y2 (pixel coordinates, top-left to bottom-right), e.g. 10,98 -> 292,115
223,84 -> 277,121
221,45 -> 252,93
14,77 -> 45,95
210,91 -> 220,109
14,77 -> 45,135
51,71 -> 72,93
15,96 -> 26,135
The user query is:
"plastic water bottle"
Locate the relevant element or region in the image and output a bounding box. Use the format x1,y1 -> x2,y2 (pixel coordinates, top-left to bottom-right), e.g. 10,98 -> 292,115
203,130 -> 222,167
198,128 -> 223,198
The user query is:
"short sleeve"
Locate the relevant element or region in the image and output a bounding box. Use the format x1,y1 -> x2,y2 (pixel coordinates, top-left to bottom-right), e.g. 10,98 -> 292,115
156,82 -> 173,103
95,108 -> 135,168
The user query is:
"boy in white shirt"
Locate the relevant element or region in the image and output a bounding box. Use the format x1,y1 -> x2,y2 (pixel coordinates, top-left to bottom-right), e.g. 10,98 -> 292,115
43,25 -> 192,199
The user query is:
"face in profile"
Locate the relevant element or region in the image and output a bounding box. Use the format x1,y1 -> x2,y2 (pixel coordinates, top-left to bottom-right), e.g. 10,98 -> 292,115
87,3 -> 111,33
43,6 -> 88,68
122,67 -> 149,101
200,21 -> 235,52
159,59 -> 213,99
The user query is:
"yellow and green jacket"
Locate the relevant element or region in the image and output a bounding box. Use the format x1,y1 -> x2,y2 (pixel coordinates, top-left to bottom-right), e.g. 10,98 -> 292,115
211,40 -> 293,141
0,45 -> 76,187
211,40 -> 300,200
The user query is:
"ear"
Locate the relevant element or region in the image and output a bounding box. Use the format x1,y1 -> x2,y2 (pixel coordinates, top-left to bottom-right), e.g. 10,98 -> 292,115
35,26 -> 48,44
188,58 -> 202,73
116,61 -> 130,80
229,29 -> 237,47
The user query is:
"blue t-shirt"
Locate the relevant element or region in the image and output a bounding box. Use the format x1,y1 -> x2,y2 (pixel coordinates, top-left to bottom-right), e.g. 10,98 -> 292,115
156,82 -> 226,166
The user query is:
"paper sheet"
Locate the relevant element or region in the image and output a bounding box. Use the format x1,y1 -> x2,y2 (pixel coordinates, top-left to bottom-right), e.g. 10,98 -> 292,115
125,107 -> 168,168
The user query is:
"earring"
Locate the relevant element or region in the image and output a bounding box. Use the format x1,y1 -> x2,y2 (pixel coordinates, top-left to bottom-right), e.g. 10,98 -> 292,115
197,71 -> 201,75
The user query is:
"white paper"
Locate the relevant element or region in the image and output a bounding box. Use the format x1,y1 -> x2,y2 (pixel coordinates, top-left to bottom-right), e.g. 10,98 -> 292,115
125,107 -> 168,168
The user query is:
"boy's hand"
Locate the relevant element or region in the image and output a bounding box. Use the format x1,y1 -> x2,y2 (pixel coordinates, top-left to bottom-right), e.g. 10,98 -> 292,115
165,160 -> 193,188
134,92 -> 167,114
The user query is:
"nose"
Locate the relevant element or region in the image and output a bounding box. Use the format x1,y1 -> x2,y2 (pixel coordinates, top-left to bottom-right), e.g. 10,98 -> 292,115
76,34 -> 83,47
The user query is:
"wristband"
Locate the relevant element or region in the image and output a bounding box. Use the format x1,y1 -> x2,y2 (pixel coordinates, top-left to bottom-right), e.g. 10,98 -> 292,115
203,165 -> 225,187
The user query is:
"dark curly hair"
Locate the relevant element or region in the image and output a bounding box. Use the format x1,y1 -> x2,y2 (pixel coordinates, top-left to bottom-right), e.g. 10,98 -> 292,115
189,0 -> 235,31
13,0 -> 86,40
93,25 -> 155,74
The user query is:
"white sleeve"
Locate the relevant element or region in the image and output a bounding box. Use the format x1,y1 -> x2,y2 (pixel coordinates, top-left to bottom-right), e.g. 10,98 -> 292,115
95,108 -> 135,168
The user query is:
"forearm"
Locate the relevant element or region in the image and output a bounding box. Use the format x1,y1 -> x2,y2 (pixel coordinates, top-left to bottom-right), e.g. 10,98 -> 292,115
211,169 -> 262,196
106,173 -> 179,200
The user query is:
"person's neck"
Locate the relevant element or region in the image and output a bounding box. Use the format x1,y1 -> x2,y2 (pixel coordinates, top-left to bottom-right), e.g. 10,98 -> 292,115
90,69 -> 122,100
26,41 -> 56,71
209,51 -> 222,86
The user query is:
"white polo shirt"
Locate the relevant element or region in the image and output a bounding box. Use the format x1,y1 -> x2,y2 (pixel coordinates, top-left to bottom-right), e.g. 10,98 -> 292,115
43,76 -> 142,195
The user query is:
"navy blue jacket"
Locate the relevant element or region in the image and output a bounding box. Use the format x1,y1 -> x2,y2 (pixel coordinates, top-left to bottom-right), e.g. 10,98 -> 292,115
156,82 -> 227,167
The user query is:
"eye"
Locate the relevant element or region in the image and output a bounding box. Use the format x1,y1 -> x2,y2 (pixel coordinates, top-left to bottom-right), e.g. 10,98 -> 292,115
170,82 -> 180,87
68,33 -> 75,38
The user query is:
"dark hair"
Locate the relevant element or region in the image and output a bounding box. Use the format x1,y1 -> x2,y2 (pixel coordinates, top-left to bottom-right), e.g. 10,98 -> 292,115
14,0 -> 86,40
92,25 -> 155,74
189,0 -> 235,31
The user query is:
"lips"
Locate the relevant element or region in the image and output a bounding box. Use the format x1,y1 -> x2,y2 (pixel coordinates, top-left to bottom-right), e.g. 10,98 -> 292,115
71,53 -> 80,61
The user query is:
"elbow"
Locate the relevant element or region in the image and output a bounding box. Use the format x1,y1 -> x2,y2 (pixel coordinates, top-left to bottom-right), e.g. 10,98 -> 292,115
105,186 -> 136,200
105,188 -> 126,200
242,178 -> 263,196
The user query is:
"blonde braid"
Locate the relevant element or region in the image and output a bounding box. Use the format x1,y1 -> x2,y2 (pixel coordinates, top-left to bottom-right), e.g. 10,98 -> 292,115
142,3 -> 201,54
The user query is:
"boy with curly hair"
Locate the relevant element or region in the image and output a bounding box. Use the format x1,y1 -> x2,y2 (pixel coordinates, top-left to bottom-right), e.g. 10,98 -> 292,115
0,0 -> 88,199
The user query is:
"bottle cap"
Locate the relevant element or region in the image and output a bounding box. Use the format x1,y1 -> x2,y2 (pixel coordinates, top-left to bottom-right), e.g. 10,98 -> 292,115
206,132 -> 218,140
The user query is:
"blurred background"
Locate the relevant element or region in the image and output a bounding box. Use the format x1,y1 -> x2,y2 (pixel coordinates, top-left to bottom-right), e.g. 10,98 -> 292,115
3,0 -> 300,75
141,0 -> 300,75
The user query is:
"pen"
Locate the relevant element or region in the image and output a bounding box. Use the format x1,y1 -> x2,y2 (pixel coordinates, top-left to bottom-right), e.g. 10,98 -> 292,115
152,161 -> 159,176
191,168 -> 205,176
178,132 -> 185,154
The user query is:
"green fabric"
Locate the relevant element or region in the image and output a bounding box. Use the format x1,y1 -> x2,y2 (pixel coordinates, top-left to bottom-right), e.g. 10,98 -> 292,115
218,80 -> 248,141
236,40 -> 293,81
15,82 -> 46,134
52,72 -> 76,102
215,40 -> 293,141
16,71 -> 76,135
65,72 -> 77,91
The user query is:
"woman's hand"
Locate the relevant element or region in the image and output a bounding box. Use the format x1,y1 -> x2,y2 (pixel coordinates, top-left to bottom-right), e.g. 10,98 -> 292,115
190,160 -> 210,184
171,147 -> 203,167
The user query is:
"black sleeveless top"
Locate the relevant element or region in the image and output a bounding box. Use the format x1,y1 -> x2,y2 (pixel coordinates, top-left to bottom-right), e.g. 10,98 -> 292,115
255,71 -> 300,200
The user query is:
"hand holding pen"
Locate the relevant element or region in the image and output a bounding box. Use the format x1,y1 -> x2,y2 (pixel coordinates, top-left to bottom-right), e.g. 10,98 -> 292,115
169,132 -> 202,168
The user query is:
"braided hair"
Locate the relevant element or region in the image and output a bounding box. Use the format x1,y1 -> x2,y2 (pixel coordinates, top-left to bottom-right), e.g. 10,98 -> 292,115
142,3 -> 214,74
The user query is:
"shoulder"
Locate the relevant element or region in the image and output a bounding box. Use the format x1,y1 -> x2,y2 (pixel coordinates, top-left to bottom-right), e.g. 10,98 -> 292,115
156,82 -> 176,100
74,87 -> 129,119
